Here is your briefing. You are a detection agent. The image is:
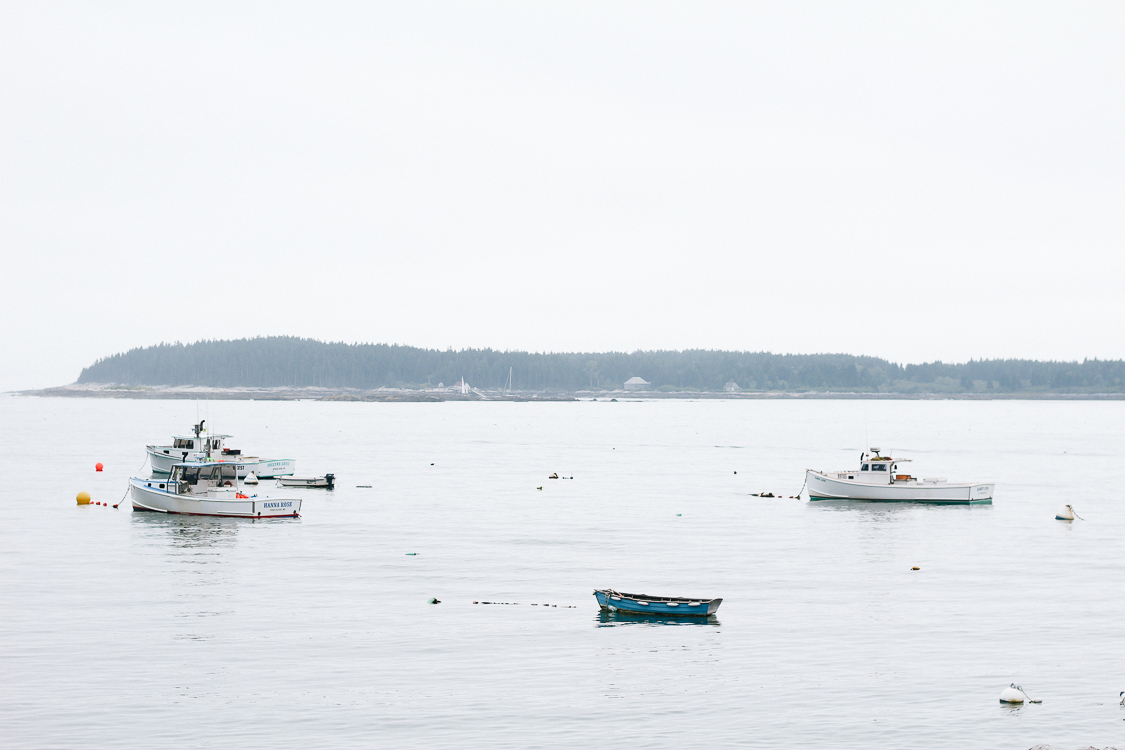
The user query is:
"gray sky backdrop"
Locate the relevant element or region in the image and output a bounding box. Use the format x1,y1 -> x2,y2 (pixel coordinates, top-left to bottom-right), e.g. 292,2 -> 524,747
2,2 -> 1123,391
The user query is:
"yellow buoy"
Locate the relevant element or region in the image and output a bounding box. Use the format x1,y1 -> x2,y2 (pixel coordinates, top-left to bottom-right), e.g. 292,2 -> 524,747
76,491 -> 91,505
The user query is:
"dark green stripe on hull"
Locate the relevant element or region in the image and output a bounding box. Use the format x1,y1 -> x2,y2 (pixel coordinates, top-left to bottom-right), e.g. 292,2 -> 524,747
808,496 -> 992,505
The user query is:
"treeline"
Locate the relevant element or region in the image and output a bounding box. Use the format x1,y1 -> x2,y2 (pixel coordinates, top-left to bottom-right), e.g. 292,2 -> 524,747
76,337 -> 1125,393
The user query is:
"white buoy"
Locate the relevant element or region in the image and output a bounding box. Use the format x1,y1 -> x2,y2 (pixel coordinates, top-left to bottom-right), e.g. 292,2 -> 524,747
1055,504 -> 1079,521
244,472 -> 259,485
999,684 -> 1027,704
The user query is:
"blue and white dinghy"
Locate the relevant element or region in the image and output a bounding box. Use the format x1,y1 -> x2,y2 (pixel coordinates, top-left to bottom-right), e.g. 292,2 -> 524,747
594,589 -> 722,617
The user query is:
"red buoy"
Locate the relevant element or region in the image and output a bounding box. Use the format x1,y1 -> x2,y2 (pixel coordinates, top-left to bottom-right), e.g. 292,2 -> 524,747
96,463 -> 104,472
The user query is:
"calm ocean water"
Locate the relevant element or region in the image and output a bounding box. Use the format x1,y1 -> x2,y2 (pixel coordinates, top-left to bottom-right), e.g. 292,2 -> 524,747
1,395 -> 1122,749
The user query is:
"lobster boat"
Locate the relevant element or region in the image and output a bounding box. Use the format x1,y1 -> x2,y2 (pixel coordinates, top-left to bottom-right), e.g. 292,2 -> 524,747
593,589 -> 722,617
130,462 -> 301,518
146,421 -> 296,478
806,448 -> 994,504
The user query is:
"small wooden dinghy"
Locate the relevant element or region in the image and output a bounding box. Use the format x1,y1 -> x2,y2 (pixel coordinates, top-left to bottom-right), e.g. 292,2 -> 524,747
277,474 -> 335,489
593,589 -> 722,617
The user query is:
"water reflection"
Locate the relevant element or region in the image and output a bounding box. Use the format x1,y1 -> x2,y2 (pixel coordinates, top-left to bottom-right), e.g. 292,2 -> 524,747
808,499 -> 992,516
130,511 -> 244,548
595,610 -> 721,627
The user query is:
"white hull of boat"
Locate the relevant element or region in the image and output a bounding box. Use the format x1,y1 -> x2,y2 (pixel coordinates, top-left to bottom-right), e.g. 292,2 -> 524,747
806,470 -> 994,504
129,478 -> 301,518
147,448 -> 296,478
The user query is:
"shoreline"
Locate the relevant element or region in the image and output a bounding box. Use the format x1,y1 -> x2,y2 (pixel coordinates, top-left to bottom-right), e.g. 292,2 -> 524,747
13,384 -> 1125,402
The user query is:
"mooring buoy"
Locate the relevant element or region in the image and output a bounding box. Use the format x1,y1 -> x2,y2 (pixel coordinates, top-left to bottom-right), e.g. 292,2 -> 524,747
999,683 -> 1041,704
999,684 -> 1026,704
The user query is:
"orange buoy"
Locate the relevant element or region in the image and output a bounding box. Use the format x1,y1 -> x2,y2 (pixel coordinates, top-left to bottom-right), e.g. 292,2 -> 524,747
77,492 -> 91,505
96,463 -> 104,472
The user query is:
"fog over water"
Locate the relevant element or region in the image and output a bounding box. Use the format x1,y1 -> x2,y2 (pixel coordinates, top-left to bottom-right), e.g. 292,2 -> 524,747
3,4 -> 1123,748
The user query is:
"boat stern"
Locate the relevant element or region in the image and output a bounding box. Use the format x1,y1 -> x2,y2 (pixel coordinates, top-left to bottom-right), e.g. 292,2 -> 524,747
255,459 -> 297,478
969,483 -> 995,503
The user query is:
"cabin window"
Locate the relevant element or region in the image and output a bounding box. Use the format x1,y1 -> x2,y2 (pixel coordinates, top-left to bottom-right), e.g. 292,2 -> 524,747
861,464 -> 870,471
182,468 -> 200,483
173,439 -> 192,448
212,440 -> 220,449
872,463 -> 887,471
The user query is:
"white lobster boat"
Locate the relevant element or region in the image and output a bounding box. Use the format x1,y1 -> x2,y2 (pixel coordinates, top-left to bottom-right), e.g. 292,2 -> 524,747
806,448 -> 994,504
146,421 -> 296,479
130,462 -> 301,518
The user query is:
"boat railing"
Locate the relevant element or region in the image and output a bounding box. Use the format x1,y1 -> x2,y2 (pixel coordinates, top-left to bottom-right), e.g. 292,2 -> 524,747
599,589 -> 713,604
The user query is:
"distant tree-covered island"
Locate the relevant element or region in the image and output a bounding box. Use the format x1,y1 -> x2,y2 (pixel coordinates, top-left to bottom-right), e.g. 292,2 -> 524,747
68,337 -> 1125,395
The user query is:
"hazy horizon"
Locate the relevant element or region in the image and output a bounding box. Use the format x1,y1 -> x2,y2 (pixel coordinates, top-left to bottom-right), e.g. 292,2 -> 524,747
20,334 -> 1125,392
79,335 -> 1125,370
3,2 -> 1123,391
34,335 -> 1122,396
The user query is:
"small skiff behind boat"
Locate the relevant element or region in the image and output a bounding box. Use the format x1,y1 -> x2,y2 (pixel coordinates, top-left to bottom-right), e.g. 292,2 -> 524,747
277,474 -> 335,489
130,462 -> 301,518
594,589 -> 722,617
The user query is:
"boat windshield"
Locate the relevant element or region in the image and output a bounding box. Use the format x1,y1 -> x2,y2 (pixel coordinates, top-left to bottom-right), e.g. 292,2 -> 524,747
177,467 -> 201,484
173,438 -> 195,449
872,464 -> 888,471
861,464 -> 870,471
199,465 -> 239,484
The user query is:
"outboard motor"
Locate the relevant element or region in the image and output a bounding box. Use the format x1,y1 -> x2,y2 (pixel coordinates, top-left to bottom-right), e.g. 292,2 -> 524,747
325,473 -> 335,490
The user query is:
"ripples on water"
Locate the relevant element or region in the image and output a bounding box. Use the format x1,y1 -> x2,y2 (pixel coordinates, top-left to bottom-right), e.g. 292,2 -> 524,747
1,396 -> 1122,749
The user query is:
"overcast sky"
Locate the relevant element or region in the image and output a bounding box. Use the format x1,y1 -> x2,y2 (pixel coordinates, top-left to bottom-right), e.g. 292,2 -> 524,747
2,2 -> 1123,391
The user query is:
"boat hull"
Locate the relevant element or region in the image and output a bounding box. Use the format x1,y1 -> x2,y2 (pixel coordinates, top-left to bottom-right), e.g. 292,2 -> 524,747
129,479 -> 301,518
277,476 -> 334,488
147,448 -> 295,478
806,470 -> 994,504
593,590 -> 721,617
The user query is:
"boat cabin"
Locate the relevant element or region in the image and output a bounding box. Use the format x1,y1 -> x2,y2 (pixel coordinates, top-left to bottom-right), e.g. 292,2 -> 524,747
170,433 -> 230,452
168,462 -> 242,494
831,448 -> 915,484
